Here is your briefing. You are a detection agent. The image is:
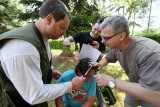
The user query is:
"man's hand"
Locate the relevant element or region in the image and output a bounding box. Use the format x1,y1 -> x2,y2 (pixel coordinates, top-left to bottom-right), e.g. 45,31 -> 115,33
63,38 -> 71,47
89,61 -> 103,70
51,69 -> 62,80
93,41 -> 99,49
71,76 -> 86,89
94,74 -> 112,86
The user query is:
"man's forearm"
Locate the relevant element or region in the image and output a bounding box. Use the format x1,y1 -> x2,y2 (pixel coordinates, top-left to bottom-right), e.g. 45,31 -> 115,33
116,78 -> 160,106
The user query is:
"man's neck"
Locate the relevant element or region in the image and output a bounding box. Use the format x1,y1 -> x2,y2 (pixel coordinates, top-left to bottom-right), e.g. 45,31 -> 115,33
35,18 -> 47,39
118,36 -> 131,51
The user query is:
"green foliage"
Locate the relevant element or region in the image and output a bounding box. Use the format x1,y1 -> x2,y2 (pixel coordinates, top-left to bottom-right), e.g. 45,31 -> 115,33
0,0 -> 24,34
19,0 -> 43,21
18,0 -> 101,36
136,33 -> 160,43
49,39 -> 76,51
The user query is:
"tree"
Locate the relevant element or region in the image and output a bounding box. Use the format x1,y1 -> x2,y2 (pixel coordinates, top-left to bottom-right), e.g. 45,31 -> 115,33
0,0 -> 24,34
106,0 -> 149,34
18,0 -> 101,57
147,0 -> 152,33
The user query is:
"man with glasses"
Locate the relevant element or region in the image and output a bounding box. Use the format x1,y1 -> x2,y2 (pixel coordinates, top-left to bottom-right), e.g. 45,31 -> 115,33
91,15 -> 160,107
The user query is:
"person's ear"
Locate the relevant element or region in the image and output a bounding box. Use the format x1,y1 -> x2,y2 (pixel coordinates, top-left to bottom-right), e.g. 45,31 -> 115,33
120,32 -> 126,41
78,71 -> 82,76
46,14 -> 55,25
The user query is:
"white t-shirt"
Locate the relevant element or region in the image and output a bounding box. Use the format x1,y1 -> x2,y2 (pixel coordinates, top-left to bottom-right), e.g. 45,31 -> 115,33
0,39 -> 72,105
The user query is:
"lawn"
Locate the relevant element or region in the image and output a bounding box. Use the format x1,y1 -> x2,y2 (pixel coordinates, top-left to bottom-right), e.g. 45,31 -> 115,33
48,49 -> 128,107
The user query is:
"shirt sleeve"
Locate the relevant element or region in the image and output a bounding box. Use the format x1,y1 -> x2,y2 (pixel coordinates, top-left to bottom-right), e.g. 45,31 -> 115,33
87,76 -> 96,96
138,52 -> 160,91
72,32 -> 82,43
105,49 -> 118,63
0,39 -> 72,105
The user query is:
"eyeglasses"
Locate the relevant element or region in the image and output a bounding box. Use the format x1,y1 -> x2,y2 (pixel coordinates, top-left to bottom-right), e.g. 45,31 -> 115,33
96,18 -> 104,24
102,32 -> 121,41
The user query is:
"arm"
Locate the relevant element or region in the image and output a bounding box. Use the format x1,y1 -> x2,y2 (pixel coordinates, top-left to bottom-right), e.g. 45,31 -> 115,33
81,96 -> 95,107
1,39 -> 85,105
55,96 -> 64,107
97,53 -> 105,61
89,57 -> 108,70
95,74 -> 160,106
63,36 -> 75,47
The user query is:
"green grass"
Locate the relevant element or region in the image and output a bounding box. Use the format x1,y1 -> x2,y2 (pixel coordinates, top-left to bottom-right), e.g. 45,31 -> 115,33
49,49 -> 128,107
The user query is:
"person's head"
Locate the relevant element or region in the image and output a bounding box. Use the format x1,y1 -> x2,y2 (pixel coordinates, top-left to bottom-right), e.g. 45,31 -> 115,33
100,15 -> 130,49
90,18 -> 104,39
75,58 -> 96,81
38,0 -> 71,39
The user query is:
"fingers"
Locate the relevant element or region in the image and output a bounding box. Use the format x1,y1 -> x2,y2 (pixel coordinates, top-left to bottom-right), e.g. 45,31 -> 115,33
51,70 -> 62,79
53,75 -> 60,80
93,41 -> 99,49
63,41 -> 71,47
88,61 -> 100,70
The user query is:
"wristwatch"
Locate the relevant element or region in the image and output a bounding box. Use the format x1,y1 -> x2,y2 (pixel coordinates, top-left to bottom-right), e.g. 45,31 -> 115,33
108,77 -> 116,89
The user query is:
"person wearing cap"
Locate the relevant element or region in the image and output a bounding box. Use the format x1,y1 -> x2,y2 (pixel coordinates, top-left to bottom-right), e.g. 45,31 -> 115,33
55,58 -> 96,107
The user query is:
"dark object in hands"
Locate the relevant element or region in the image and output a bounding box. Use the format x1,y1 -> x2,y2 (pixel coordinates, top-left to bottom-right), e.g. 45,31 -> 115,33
100,86 -> 116,105
86,38 -> 95,46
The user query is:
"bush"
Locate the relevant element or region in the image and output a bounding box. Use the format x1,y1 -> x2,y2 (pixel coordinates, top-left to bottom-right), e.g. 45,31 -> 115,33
136,33 -> 160,43
49,39 -> 77,51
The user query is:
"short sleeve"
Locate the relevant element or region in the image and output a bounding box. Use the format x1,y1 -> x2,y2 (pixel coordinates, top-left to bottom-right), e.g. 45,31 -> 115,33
105,49 -> 117,63
72,33 -> 82,43
138,53 -> 160,91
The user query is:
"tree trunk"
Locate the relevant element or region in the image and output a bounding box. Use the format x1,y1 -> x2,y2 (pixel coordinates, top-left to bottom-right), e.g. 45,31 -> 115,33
60,46 -> 74,57
128,7 -> 133,22
75,43 -> 78,51
132,12 -> 136,35
123,5 -> 124,16
147,0 -> 152,33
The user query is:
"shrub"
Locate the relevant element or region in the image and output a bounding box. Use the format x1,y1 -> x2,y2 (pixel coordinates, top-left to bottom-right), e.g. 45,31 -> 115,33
136,33 -> 160,43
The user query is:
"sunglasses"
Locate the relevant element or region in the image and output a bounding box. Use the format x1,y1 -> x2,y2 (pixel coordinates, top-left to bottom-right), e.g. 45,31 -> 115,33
102,32 -> 121,41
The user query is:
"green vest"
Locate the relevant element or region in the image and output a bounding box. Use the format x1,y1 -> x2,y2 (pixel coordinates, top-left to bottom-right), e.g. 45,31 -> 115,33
0,23 -> 52,107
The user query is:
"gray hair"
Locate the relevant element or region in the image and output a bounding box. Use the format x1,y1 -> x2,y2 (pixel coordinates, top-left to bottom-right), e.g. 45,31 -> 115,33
39,0 -> 71,22
100,15 -> 130,36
